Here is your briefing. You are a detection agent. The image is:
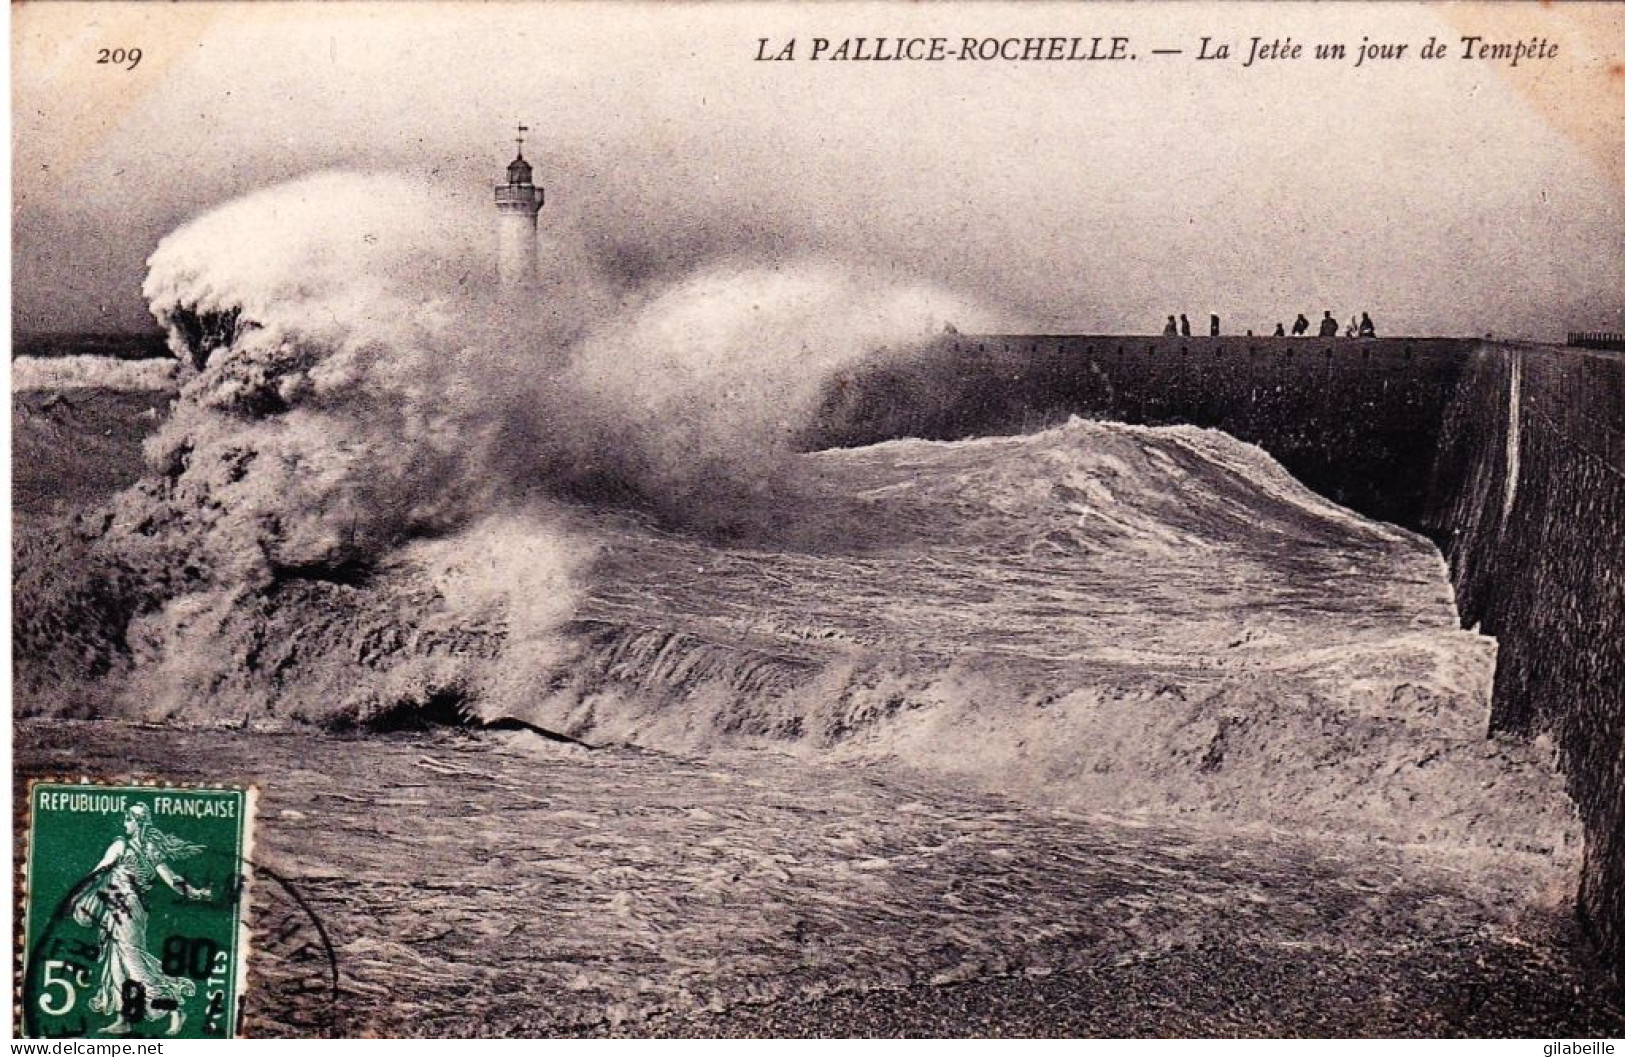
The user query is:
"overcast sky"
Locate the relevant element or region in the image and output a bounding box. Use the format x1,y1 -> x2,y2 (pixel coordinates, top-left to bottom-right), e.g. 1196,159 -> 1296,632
12,1 -> 1625,339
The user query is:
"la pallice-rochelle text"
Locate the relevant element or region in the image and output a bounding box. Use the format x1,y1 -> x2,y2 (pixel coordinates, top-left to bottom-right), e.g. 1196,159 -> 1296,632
755,37 -> 1131,62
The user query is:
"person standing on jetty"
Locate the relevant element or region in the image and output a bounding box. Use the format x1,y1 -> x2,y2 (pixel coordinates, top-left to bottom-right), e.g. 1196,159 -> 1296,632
1179,314 -> 1191,336
1359,312 -> 1377,337
1292,314 -> 1310,336
1164,315 -> 1178,336
1319,311 -> 1339,337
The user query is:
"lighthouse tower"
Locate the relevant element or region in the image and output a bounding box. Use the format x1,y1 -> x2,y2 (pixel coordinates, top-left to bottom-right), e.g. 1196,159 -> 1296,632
495,124 -> 544,289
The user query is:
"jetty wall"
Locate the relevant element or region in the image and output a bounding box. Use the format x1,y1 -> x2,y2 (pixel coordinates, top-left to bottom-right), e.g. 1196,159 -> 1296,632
805,335 -> 1625,978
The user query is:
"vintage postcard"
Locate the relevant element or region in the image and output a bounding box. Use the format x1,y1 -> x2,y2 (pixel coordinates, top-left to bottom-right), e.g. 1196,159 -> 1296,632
10,0 -> 1624,1040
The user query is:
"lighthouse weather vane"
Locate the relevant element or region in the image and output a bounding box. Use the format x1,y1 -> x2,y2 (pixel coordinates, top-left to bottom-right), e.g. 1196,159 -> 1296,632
515,123 -> 529,157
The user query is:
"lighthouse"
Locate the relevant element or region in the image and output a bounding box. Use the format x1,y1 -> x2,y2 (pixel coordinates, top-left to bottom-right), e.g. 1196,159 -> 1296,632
495,124 -> 544,289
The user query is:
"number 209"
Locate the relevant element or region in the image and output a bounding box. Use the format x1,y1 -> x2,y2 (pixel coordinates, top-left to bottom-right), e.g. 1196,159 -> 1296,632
96,47 -> 142,70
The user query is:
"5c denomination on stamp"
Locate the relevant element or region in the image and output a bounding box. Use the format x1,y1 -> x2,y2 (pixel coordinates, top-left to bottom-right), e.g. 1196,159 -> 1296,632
18,780 -> 257,1039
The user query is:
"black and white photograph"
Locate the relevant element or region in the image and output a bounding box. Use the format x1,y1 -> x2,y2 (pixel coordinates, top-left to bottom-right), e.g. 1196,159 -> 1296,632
10,0 -> 1625,1039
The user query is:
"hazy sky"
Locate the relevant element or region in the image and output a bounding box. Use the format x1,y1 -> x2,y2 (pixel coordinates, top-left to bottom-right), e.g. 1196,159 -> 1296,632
12,1 -> 1625,339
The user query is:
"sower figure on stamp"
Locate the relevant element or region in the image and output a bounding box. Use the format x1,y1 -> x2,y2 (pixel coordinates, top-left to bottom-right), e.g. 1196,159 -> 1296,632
70,804 -> 213,1036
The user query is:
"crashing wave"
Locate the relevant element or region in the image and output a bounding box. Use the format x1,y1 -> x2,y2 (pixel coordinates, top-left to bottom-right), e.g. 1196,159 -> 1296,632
11,173 -> 1579,863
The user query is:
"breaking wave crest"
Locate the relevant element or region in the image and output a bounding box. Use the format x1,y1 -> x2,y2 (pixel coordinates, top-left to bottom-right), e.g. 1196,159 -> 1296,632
13,172 -> 1578,860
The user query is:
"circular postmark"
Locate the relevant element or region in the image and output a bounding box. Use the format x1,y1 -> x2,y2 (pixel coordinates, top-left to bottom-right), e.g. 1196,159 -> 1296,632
21,851 -> 343,1038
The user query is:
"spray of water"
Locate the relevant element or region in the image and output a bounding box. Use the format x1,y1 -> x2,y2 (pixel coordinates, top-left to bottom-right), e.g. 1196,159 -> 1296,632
45,170 -> 993,719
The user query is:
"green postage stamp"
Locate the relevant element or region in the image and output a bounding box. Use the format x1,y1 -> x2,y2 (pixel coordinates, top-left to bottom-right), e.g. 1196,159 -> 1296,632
18,781 -> 257,1039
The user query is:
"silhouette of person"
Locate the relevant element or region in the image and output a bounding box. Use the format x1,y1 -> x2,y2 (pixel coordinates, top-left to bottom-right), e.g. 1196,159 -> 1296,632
1359,312 -> 1376,338
1318,311 -> 1339,337
1179,314 -> 1191,337
1210,314 -> 1220,336
1345,317 -> 1358,337
1292,314 -> 1310,336
1274,322 -> 1286,337
1164,315 -> 1178,336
